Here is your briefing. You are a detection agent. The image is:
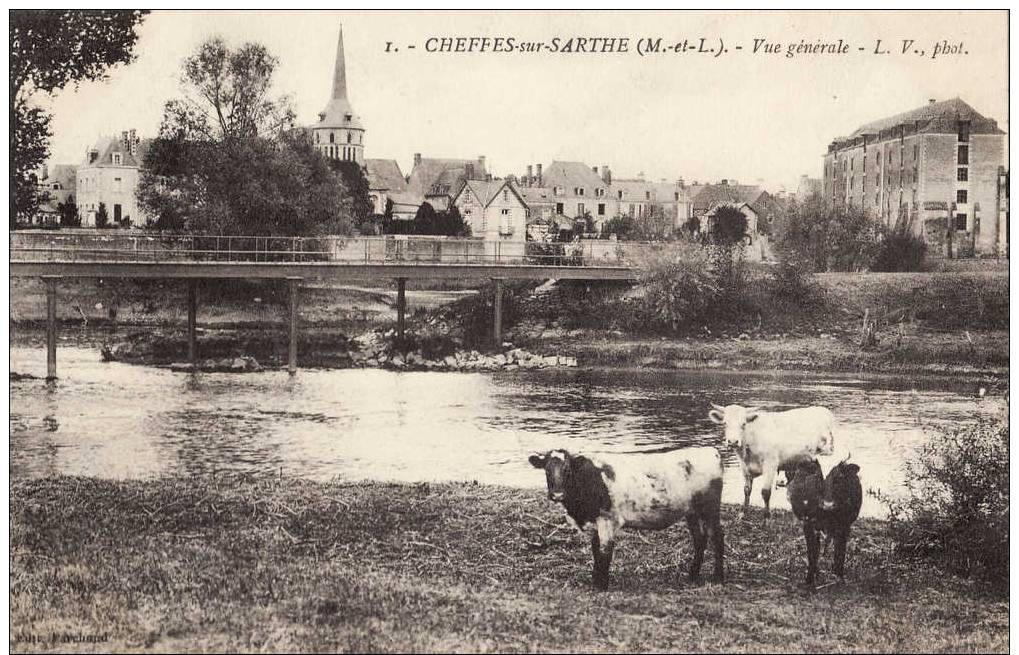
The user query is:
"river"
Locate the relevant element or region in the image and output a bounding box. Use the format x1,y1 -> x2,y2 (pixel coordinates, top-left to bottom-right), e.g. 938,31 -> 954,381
10,346 -> 1006,517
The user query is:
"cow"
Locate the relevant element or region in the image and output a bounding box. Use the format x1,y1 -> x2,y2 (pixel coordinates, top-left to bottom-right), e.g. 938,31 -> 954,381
708,403 -> 835,520
528,446 -> 724,590
786,457 -> 863,587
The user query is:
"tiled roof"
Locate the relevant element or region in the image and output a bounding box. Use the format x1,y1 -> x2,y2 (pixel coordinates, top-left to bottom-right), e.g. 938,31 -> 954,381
691,183 -> 763,212
365,159 -> 407,192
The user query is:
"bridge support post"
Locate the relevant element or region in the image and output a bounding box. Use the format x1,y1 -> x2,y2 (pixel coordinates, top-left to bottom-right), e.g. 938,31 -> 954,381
288,277 -> 300,375
44,276 -> 59,380
187,279 -> 198,367
396,277 -> 407,340
492,278 -> 504,347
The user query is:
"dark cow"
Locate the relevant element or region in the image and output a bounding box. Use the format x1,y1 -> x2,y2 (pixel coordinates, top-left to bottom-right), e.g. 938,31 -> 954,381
528,447 -> 724,590
787,457 -> 863,587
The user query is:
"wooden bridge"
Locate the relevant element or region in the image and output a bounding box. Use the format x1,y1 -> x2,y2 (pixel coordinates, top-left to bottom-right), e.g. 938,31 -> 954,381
10,233 -> 643,379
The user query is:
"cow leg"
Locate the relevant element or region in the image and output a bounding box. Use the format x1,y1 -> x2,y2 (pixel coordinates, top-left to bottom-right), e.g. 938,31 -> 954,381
739,465 -> 754,521
706,517 -> 725,583
832,529 -> 849,580
760,466 -> 777,521
803,521 -> 819,589
592,520 -> 615,591
685,515 -> 708,583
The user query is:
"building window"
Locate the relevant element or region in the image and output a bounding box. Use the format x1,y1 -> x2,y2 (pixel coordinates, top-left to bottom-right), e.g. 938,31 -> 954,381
598,203 -> 605,216
645,191 -> 651,200
347,131 -> 352,143
554,186 -> 564,197
958,167 -> 968,182
595,188 -> 605,197
955,213 -> 968,231
329,132 -> 335,144
913,145 -> 918,161
577,202 -> 585,215
958,121 -> 970,142
576,187 -> 585,196
503,190 -> 509,202
958,145 -> 969,165
617,190 -> 624,200
957,190 -> 968,204
112,153 -> 122,165
556,202 -> 564,214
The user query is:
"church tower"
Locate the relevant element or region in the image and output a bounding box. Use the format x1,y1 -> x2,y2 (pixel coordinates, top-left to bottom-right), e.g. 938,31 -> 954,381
313,26 -> 364,165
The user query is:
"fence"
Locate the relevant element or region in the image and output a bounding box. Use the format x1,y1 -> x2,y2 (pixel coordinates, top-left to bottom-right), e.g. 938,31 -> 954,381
10,231 -> 688,267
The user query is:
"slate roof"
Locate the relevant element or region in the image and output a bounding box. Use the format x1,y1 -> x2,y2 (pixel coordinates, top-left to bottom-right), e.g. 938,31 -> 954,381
691,183 -> 764,213
365,159 -> 407,192
406,157 -> 487,199
83,135 -> 151,168
540,161 -> 605,192
840,97 -> 1004,142
517,186 -> 555,207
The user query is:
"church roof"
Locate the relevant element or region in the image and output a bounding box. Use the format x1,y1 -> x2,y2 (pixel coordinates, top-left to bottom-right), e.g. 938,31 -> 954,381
316,27 -> 364,131
365,159 -> 407,192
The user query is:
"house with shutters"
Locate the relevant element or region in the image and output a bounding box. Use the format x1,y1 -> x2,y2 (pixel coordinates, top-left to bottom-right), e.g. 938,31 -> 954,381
450,179 -> 528,248
76,129 -> 150,228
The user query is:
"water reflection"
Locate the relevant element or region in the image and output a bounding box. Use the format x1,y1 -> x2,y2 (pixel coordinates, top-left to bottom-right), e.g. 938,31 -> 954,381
10,347 -> 1005,517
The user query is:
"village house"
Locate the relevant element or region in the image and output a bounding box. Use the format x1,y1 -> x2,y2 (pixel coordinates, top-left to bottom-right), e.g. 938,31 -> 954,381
450,179 -> 528,245
405,154 -> 489,211
76,129 -> 150,228
33,163 -> 78,225
823,97 -> 1007,256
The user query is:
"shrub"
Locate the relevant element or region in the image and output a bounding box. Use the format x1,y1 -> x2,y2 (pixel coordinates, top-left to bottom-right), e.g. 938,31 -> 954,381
876,417 -> 1008,590
631,252 -> 719,332
871,228 -> 927,272
770,250 -> 824,308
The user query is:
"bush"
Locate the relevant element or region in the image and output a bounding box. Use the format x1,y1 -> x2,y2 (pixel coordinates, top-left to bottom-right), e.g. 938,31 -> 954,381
770,250 -> 824,308
871,228 -> 927,272
631,252 -> 719,332
876,417 -> 1008,590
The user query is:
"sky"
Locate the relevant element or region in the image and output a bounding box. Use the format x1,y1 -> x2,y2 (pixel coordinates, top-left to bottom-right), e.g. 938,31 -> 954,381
38,9 -> 1008,192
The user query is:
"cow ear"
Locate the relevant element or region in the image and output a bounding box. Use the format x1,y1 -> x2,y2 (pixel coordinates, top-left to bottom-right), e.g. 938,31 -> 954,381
708,409 -> 725,424
746,412 -> 760,423
528,453 -> 547,469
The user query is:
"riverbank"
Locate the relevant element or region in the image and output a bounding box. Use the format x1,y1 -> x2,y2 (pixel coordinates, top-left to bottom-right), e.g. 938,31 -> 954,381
10,476 -> 1006,653
9,271 -> 1009,380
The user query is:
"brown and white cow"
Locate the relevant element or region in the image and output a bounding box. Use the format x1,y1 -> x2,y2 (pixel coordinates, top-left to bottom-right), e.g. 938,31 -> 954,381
528,446 -> 724,590
708,403 -> 835,520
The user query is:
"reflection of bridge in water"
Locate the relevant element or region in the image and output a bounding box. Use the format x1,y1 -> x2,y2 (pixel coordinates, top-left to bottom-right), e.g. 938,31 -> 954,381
11,233 -> 644,379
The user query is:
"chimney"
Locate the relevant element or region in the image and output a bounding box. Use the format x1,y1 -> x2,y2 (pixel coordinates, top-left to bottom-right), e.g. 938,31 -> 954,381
536,163 -> 543,186
465,163 -> 475,180
678,177 -> 685,188
721,179 -> 728,186
929,98 -> 936,105
414,153 -> 422,167
602,165 -> 611,185
485,173 -> 492,182
526,165 -> 533,186
478,155 -> 486,173
592,166 -> 599,174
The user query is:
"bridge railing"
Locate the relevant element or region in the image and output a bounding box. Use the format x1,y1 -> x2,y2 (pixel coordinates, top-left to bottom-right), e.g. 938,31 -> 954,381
9,232 -> 665,267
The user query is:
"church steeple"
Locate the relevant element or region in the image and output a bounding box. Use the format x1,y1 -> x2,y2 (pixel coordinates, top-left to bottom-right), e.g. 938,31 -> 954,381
331,26 -> 348,101
313,24 -> 365,165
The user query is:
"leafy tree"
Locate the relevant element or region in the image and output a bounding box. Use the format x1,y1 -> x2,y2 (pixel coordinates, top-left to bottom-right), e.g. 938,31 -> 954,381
776,194 -> 881,272
329,160 -> 373,233
10,10 -> 148,226
57,195 -> 80,227
709,205 -> 749,247
601,213 -> 637,240
402,202 -> 470,237
138,38 -> 355,236
95,202 -> 110,229
707,205 -> 750,304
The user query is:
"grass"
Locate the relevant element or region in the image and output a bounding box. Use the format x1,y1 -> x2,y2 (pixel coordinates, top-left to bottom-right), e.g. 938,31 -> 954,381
11,476 -> 1008,653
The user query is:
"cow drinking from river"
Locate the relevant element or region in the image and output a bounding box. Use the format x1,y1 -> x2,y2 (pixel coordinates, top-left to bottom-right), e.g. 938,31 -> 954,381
528,447 -> 724,590
708,403 -> 835,520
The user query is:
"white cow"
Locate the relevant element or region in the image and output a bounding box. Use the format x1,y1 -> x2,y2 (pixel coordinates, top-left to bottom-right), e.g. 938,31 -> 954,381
708,403 -> 835,520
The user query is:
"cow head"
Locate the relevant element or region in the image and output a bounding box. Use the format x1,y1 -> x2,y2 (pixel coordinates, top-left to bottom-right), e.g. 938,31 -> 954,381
528,449 -> 570,502
707,403 -> 760,448
822,457 -> 861,512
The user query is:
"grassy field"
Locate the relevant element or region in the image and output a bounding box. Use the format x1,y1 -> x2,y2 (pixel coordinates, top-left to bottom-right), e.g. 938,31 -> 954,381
11,477 -> 1007,653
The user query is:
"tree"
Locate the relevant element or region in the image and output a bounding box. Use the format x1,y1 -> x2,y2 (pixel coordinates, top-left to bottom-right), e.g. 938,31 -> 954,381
707,205 -> 750,303
57,195 -> 80,227
709,205 -> 749,247
602,213 -> 637,240
775,194 -> 881,272
329,160 -> 373,233
95,202 -> 110,229
10,10 -> 148,226
138,38 -> 356,237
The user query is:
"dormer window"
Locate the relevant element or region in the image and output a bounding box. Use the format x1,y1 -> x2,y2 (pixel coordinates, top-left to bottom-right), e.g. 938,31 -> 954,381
345,113 -> 352,122
112,153 -> 122,165
347,132 -> 352,143
329,132 -> 335,144
617,190 -> 624,200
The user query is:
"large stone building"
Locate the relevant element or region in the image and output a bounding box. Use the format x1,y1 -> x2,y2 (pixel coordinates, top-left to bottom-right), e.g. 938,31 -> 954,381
311,27 -> 364,165
405,154 -> 488,211
76,130 -> 150,227
823,98 -> 1007,256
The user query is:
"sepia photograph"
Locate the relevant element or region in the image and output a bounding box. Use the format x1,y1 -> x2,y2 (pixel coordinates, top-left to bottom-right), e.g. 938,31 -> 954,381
8,8 -> 1010,653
